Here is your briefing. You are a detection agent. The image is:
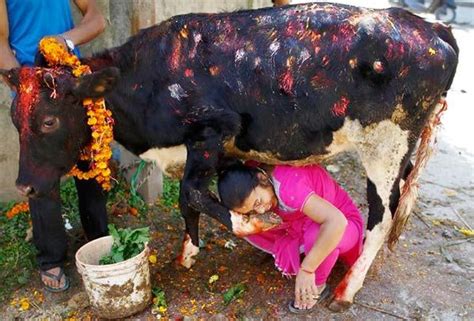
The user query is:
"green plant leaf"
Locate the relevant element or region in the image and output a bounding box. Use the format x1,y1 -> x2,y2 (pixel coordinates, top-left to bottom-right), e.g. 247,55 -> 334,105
223,283 -> 246,305
99,224 -> 149,265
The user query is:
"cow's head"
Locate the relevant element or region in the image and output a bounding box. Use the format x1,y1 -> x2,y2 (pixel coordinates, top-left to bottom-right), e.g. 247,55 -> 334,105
0,66 -> 119,197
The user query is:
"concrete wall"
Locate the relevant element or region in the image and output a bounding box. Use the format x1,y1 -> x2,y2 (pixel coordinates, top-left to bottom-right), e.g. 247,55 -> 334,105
0,86 -> 20,201
0,0 -> 273,202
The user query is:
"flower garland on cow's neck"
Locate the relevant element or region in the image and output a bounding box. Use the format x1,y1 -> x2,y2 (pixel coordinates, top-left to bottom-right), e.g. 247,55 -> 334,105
39,37 -> 114,191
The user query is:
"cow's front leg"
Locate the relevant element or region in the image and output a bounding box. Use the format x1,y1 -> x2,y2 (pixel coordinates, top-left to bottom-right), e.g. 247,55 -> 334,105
177,196 -> 201,269
177,127 -> 280,268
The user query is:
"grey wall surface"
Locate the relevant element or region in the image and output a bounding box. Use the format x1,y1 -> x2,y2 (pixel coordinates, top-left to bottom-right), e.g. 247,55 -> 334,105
0,0 -> 272,201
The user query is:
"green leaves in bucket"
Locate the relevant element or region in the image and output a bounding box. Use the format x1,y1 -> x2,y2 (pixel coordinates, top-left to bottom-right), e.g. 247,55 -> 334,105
99,224 -> 150,265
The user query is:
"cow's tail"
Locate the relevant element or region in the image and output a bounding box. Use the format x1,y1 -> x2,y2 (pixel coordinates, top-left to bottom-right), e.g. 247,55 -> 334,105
388,99 -> 448,250
388,23 -> 458,250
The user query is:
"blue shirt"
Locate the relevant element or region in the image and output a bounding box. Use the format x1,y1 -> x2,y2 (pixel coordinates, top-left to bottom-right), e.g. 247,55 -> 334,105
7,0 -> 78,66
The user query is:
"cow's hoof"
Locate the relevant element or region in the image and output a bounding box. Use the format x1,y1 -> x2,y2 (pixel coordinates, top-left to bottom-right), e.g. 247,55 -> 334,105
230,211 -> 282,237
328,299 -> 352,312
176,234 -> 199,269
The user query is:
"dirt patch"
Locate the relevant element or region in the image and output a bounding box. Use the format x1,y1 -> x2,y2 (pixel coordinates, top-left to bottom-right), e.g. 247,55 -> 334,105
1,153 -> 472,320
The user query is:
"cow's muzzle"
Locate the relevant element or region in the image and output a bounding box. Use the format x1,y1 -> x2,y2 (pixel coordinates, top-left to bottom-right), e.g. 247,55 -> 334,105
16,183 -> 38,198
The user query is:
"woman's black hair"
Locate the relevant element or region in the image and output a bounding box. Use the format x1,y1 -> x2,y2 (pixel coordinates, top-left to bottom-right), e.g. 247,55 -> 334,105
217,163 -> 263,210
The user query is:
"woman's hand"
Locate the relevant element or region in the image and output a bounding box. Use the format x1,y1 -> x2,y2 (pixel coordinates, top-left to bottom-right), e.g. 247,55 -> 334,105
229,210 -> 281,236
294,269 -> 319,310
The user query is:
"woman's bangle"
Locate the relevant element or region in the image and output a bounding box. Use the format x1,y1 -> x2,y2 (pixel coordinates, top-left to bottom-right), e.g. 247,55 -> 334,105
300,266 -> 315,274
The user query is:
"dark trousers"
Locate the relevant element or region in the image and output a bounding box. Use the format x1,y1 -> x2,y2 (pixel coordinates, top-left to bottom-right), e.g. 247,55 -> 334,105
29,177 -> 108,271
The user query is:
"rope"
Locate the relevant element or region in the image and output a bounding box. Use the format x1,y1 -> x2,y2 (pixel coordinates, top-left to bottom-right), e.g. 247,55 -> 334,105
127,160 -> 157,207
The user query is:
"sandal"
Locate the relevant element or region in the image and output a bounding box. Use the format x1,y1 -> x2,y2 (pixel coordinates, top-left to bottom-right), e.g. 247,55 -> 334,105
40,268 -> 70,293
288,286 -> 331,314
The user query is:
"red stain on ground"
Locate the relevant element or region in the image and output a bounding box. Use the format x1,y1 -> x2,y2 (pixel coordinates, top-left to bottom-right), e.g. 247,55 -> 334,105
203,151 -> 210,159
332,96 -> 350,117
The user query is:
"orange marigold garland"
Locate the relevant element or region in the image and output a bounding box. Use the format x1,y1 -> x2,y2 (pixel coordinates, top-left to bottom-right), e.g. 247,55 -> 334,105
39,37 -> 114,191
5,202 -> 29,219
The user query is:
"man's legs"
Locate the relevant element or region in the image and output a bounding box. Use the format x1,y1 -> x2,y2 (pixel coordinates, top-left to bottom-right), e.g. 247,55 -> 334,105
74,176 -> 108,241
29,194 -> 68,290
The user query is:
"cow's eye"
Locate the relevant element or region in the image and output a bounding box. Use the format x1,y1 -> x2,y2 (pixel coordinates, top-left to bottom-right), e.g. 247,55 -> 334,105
41,116 -> 59,133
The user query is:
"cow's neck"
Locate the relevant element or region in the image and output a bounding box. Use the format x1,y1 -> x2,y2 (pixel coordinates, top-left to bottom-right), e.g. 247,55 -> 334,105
81,33 -> 172,156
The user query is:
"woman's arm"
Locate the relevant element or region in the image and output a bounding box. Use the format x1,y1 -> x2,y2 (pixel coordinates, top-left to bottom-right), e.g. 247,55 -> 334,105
300,194 -> 348,272
293,194 -> 347,309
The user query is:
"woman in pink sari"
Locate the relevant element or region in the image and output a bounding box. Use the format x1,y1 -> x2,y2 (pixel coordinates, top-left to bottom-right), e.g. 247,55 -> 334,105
218,163 -> 364,313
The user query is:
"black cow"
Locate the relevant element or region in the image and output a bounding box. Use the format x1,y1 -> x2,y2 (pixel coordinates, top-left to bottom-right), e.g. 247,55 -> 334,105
1,3 -> 458,310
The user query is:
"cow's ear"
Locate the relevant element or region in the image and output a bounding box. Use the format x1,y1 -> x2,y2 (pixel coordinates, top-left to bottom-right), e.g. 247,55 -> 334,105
73,67 -> 120,98
34,51 -> 49,67
0,68 -> 20,90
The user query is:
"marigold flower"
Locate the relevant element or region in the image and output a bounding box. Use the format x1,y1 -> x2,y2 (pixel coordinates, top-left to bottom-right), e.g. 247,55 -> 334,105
39,37 -> 115,192
148,254 -> 157,264
6,202 -> 29,219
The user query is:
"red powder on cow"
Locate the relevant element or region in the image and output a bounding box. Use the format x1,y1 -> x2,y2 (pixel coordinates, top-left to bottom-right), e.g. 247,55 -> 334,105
285,20 -> 303,37
279,69 -> 295,96
209,66 -> 220,76
17,68 -> 40,137
399,66 -> 410,78
184,69 -> 194,78
322,55 -> 330,67
332,96 -> 350,117
310,71 -> 334,90
373,61 -> 384,73
169,38 -> 182,71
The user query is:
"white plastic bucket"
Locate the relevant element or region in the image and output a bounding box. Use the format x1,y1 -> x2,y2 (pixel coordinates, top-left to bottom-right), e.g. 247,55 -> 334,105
75,236 -> 151,319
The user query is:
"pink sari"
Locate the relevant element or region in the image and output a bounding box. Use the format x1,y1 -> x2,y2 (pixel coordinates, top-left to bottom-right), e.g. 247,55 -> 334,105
245,165 -> 363,285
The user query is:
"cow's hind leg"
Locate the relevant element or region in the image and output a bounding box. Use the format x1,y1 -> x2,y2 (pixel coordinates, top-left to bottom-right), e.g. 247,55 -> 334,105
329,121 -> 410,311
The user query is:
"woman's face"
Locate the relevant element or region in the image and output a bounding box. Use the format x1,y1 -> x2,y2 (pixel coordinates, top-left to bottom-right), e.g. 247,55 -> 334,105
233,184 -> 277,215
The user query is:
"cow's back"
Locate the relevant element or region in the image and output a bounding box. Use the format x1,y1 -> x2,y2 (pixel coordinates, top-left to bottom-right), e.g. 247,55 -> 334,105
111,3 -> 458,162
150,4 -> 458,160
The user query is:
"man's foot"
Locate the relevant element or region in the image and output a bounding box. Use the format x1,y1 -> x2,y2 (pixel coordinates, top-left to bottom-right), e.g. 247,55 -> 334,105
40,267 -> 70,292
